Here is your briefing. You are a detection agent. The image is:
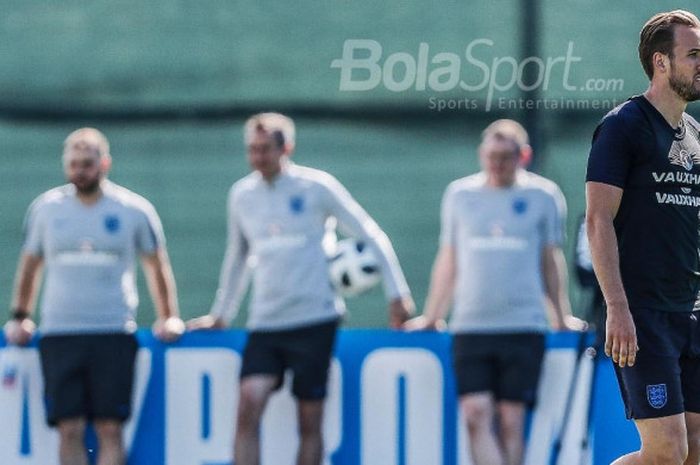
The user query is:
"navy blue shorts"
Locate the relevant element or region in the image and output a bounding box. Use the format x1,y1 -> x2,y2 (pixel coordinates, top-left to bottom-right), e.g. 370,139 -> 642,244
452,332 -> 546,406
39,333 -> 138,427
614,308 -> 700,419
240,319 -> 338,400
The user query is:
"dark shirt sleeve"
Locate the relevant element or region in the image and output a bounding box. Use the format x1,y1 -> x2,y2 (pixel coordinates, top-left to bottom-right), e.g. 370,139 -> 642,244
586,113 -> 634,188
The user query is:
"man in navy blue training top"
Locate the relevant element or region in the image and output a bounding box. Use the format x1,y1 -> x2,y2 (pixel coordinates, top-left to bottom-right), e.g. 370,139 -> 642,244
586,10 -> 700,465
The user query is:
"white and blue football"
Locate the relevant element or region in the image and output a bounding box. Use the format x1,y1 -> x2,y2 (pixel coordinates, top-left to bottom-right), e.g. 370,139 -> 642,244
328,238 -> 381,297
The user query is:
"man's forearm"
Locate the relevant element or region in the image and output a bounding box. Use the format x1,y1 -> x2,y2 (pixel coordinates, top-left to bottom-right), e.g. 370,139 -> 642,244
143,250 -> 180,319
422,247 -> 456,323
586,215 -> 627,307
11,255 -> 43,316
542,246 -> 572,328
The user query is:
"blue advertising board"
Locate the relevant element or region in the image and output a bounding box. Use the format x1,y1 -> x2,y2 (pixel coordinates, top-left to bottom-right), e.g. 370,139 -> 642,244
0,330 -> 638,465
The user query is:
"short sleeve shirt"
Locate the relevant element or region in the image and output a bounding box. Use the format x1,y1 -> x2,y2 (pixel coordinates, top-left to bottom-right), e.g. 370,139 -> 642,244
443,170 -> 566,333
23,181 -> 165,334
586,96 -> 700,312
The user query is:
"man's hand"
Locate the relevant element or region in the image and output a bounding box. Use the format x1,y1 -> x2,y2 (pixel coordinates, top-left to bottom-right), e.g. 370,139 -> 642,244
186,314 -> 227,331
388,296 -> 415,329
550,314 -> 589,332
152,316 -> 185,342
605,303 -> 638,367
564,315 -> 589,332
3,318 -> 36,346
403,314 -> 447,332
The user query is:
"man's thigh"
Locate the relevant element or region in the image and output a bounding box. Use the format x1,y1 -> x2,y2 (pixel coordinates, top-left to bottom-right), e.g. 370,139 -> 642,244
495,333 -> 546,406
284,319 -> 339,400
240,319 -> 339,399
86,333 -> 139,422
615,308 -> 689,419
39,335 -> 89,426
39,333 -> 137,425
451,332 -> 545,405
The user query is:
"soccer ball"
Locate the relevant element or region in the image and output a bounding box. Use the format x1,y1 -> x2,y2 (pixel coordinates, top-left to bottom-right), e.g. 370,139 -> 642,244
328,238 -> 382,297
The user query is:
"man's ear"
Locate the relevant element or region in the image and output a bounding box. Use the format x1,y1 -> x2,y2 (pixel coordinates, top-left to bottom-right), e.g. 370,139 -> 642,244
519,144 -> 533,168
283,142 -> 295,157
653,51 -> 669,75
101,153 -> 113,173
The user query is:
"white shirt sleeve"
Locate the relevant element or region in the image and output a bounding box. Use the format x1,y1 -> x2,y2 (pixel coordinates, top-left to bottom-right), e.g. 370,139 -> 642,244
22,198 -> 45,257
135,201 -> 166,254
209,187 -> 251,323
541,185 -> 567,247
320,174 -> 411,300
439,184 -> 457,247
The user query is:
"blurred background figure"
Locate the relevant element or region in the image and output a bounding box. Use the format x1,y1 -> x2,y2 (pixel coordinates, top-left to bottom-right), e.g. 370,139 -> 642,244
3,128 -> 184,465
406,119 -> 586,465
0,4 -> 697,463
187,113 -> 414,465
2,2 -> 678,328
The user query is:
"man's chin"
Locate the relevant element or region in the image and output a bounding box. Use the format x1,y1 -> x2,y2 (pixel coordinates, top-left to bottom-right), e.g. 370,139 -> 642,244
672,83 -> 700,103
73,182 -> 101,195
684,84 -> 700,102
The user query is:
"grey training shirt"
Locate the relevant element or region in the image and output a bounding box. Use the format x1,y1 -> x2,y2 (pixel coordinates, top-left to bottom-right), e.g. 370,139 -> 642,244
23,181 -> 165,335
441,170 -> 566,334
210,161 -> 411,331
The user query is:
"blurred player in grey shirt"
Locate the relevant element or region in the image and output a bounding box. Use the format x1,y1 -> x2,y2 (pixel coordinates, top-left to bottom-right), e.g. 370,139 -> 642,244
4,128 -> 184,465
406,120 -> 585,465
188,112 -> 414,465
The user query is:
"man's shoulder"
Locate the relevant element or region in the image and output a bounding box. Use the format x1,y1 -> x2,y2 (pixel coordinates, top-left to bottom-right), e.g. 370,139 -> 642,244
519,171 -> 563,196
229,172 -> 264,203
102,181 -> 157,215
594,96 -> 648,138
30,184 -> 74,212
604,97 -> 647,122
288,163 -> 338,188
231,172 -> 259,191
446,173 -> 486,195
518,171 -> 567,211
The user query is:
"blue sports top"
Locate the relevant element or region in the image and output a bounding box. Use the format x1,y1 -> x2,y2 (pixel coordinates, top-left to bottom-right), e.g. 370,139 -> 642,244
586,95 -> 700,312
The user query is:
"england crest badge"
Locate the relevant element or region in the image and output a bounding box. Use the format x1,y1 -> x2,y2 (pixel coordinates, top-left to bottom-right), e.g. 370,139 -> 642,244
647,384 -> 667,409
289,195 -> 305,214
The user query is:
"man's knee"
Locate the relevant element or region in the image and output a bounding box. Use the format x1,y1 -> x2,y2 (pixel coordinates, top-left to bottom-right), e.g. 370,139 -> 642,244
94,420 -> 124,443
58,418 -> 86,443
686,429 -> 700,461
685,411 -> 700,464
298,421 -> 322,440
298,401 -> 324,438
642,432 -> 688,465
499,414 -> 525,441
238,387 -> 267,414
461,395 -> 494,433
237,377 -> 277,432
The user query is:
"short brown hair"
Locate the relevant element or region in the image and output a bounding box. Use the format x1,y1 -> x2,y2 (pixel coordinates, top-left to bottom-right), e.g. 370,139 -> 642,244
639,10 -> 700,80
244,112 -> 295,149
63,127 -> 110,159
481,119 -> 529,153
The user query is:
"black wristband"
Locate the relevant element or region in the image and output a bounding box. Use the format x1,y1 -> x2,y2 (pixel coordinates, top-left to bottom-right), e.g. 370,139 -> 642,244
10,308 -> 30,321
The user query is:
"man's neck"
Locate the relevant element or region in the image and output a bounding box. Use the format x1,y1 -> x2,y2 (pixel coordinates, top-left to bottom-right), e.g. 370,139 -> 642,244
644,85 -> 688,128
75,184 -> 104,205
261,158 -> 290,184
485,177 -> 515,189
